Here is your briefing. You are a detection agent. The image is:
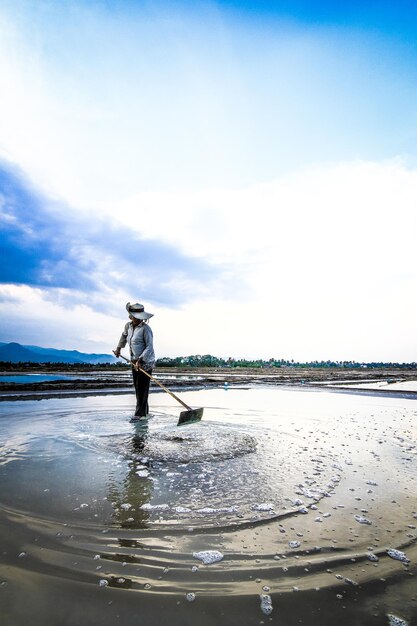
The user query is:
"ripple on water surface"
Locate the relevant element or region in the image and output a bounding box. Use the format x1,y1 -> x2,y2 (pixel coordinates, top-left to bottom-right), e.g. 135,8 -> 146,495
0,388 -> 416,625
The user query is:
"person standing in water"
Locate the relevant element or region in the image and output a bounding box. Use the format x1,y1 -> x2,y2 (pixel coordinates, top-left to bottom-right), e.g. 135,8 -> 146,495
114,302 -> 155,421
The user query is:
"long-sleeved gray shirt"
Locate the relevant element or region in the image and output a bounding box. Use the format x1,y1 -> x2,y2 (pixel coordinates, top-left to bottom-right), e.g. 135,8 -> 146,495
117,322 -> 155,369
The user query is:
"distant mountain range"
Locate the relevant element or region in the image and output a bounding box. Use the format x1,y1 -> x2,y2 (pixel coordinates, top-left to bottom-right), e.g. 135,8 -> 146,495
0,342 -> 117,364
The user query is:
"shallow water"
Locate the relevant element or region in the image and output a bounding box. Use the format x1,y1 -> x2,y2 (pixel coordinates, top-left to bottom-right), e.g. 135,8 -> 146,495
0,373 -> 84,384
0,387 -> 416,625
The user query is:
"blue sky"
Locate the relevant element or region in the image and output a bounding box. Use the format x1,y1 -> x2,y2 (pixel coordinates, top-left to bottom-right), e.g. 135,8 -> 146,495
0,0 -> 416,360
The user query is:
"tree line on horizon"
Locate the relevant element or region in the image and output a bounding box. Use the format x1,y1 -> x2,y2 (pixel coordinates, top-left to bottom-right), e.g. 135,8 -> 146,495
156,355 -> 417,368
0,355 -> 415,370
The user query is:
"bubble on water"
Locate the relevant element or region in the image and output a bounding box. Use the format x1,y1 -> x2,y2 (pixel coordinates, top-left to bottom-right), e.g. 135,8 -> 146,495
387,614 -> 409,626
366,480 -> 378,486
93,554 -> 101,560
186,592 -> 196,602
174,506 -> 191,514
366,553 -> 379,562
18,552 -> 27,558
99,579 -> 109,587
292,499 -> 304,506
298,507 -> 309,514
387,549 -> 410,564
80,503 -> 89,509
289,541 -> 301,549
193,550 -> 224,564
144,583 -> 152,590
354,515 -> 372,525
136,470 -> 150,478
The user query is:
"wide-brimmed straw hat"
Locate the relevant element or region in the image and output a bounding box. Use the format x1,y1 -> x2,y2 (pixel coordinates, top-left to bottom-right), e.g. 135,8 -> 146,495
126,302 -> 154,320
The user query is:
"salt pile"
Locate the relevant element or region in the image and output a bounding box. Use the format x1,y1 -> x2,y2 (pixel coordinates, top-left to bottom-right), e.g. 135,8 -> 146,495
136,423 -> 257,463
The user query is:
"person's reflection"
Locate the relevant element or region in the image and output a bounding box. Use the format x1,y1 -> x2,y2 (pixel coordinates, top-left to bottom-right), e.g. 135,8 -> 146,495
107,423 -> 154,527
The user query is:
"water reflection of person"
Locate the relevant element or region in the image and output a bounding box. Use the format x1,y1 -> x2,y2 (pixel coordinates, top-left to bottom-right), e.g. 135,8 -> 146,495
114,302 -> 155,422
107,425 -> 154,527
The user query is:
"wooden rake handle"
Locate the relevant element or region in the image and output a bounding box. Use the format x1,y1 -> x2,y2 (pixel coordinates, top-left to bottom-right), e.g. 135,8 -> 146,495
113,352 -> 192,411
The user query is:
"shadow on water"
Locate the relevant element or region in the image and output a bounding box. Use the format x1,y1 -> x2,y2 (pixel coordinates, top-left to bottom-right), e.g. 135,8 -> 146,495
107,423 -> 154,528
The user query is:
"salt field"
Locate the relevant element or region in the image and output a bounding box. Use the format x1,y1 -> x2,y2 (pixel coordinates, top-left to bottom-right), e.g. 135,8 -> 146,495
0,386 -> 416,625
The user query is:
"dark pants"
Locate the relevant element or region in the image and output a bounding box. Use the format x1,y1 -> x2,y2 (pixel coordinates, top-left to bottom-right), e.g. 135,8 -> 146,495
132,367 -> 152,417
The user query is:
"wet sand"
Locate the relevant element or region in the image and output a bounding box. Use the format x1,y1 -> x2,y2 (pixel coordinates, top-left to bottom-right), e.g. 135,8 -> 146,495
0,386 -> 416,625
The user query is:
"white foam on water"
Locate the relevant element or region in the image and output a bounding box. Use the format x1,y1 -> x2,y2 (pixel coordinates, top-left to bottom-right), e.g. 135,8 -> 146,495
174,506 -> 192,513
387,549 -> 410,563
252,503 -> 274,512
193,550 -> 224,564
196,506 -> 240,515
140,503 -> 169,511
387,614 -> 409,626
260,594 -> 273,615
354,515 -> 372,525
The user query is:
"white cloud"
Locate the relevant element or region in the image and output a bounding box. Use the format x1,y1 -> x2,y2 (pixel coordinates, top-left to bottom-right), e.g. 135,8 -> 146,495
1,160 -> 416,361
